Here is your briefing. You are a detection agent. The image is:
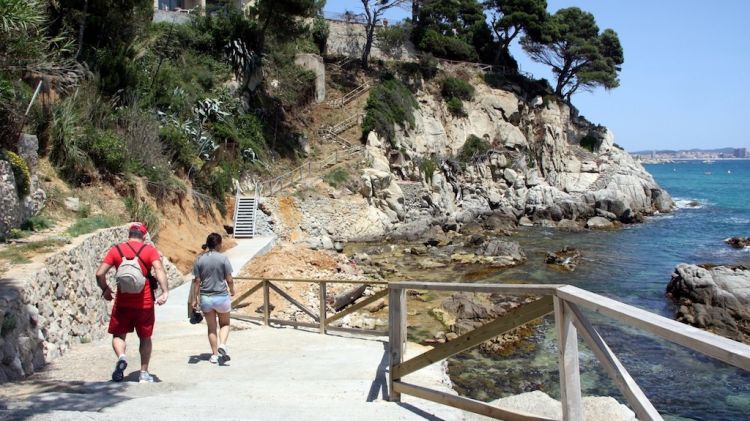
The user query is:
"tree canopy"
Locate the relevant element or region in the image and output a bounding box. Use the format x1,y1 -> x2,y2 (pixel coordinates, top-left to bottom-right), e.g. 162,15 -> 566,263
520,7 -> 623,101
484,0 -> 547,67
412,0 -> 492,62
359,0 -> 410,69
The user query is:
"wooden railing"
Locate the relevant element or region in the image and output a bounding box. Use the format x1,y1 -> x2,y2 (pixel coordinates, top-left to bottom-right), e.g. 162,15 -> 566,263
254,145 -> 369,196
230,277 -> 389,335
328,82 -> 370,108
387,282 -> 750,421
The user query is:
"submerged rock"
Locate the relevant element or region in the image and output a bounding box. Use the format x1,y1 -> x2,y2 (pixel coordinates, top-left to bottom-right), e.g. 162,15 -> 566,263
544,246 -> 581,271
666,263 -> 750,343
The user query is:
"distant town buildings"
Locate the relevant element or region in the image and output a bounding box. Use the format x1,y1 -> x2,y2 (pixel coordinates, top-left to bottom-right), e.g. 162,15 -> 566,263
632,147 -> 748,162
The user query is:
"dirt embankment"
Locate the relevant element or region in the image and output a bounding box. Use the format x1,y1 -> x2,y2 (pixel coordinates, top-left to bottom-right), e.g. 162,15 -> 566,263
233,244 -> 372,319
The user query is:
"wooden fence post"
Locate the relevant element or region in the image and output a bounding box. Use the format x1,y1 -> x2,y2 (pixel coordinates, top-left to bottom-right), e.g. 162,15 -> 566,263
554,296 -> 583,421
319,282 -> 327,335
388,286 -> 406,402
263,280 -> 270,326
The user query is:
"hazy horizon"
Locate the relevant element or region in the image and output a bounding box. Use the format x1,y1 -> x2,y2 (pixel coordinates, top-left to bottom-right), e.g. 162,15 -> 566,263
324,0 -> 749,152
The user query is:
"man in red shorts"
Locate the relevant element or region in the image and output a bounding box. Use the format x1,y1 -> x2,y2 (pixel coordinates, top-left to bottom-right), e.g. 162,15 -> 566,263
95,222 -> 169,383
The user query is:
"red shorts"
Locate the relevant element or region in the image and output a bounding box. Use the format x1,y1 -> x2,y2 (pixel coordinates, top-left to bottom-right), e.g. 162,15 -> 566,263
108,306 -> 155,338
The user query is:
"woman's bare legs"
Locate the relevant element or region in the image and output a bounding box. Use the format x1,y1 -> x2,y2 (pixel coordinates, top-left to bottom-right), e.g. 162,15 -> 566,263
218,311 -> 230,346
204,310 -> 218,356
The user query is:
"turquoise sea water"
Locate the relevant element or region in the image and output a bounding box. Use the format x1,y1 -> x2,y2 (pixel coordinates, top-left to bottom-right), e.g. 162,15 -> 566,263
451,160 -> 750,420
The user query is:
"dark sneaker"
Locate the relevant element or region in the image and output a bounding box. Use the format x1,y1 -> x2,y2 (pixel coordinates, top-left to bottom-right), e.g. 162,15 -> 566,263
139,371 -> 154,383
218,344 -> 230,362
112,358 -> 127,382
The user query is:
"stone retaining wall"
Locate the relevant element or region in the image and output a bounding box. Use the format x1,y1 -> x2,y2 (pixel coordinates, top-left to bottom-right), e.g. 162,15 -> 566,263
0,225 -> 186,382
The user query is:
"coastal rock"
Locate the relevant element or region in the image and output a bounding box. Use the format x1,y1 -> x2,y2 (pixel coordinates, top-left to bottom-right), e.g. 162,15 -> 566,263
725,237 -> 750,249
586,216 -> 615,230
544,246 -> 581,271
490,391 -> 636,421
666,263 -> 750,343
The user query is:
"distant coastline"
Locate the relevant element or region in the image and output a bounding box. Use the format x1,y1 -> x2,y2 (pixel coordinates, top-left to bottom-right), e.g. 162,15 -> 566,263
636,157 -> 750,164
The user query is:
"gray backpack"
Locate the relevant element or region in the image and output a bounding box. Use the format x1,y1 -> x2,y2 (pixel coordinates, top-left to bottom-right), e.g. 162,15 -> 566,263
114,243 -> 147,294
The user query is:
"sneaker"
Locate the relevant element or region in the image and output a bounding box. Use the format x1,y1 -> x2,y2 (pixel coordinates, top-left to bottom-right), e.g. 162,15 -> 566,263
112,357 -> 127,382
139,371 -> 154,383
209,354 -> 219,364
218,344 -> 231,362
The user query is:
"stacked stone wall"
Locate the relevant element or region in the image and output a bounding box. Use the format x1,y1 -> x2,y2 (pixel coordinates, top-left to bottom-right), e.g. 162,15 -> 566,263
0,225 -> 185,382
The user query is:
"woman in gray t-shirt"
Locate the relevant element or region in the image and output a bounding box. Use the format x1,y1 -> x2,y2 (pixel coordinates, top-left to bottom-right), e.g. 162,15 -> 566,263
191,233 -> 235,364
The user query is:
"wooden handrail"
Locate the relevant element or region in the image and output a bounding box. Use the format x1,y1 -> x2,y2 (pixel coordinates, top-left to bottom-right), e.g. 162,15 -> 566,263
387,282 -> 750,421
230,278 -> 387,336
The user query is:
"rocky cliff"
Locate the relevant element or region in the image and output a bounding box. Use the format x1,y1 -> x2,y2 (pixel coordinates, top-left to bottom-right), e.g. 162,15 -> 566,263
360,80 -> 673,233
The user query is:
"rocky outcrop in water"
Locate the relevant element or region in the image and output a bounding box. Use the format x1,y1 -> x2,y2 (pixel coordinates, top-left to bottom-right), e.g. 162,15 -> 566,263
666,263 -> 750,343
545,246 -> 581,271
725,237 -> 750,249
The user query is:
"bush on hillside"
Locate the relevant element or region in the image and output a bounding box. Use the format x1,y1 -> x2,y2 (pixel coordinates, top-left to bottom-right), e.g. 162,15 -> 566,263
82,128 -> 126,174
458,135 -> 491,163
419,157 -> 438,184
376,22 -> 411,58
580,134 -> 601,153
484,72 -> 553,101
441,77 -> 475,101
418,29 -> 478,62
446,97 -> 465,117
1,150 -> 31,197
323,167 -> 349,188
124,197 -> 160,239
361,77 -> 418,146
160,125 -> 199,173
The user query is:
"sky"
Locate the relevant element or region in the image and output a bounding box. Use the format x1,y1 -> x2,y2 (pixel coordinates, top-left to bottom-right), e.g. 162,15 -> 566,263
323,1 -> 750,152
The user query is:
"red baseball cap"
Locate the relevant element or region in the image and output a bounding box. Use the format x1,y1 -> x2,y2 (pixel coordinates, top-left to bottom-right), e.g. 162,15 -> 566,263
129,222 -> 148,235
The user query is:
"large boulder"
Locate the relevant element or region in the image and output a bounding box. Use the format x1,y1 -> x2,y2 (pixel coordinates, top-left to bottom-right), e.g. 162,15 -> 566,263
490,391 -> 636,421
294,53 -> 325,103
666,264 -> 750,343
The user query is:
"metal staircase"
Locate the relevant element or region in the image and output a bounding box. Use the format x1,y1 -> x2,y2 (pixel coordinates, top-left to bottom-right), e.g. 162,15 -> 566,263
233,182 -> 259,238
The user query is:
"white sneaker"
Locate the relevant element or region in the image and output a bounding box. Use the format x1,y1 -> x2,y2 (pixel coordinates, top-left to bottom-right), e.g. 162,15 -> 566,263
139,371 -> 154,383
218,344 -> 231,362
209,354 -> 219,364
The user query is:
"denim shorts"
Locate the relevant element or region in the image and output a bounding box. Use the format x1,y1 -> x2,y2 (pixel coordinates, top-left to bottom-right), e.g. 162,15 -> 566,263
200,294 -> 231,313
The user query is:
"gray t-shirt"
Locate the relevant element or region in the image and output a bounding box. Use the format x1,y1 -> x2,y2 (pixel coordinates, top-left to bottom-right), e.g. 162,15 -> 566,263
192,251 -> 233,296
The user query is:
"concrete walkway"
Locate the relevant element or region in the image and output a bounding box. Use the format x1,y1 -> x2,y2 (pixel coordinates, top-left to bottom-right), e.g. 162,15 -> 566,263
0,235 -> 481,421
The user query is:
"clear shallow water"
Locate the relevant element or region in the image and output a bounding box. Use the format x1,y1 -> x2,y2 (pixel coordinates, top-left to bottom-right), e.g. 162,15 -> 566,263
447,160 -> 750,420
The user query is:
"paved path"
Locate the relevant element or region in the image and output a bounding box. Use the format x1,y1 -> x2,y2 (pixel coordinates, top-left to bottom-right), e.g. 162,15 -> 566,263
0,236 -> 481,421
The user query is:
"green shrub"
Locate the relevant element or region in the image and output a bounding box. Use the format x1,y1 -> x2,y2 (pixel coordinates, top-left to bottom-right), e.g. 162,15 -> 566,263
323,167 -> 349,188
1,314 -> 16,337
458,135 -> 491,162
484,73 -> 553,100
446,97 -> 465,116
361,78 -> 418,146
235,114 -> 266,162
376,22 -> 411,57
580,134 -> 601,152
418,29 -> 478,62
2,150 -> 31,197
21,216 -> 54,232
418,53 -> 440,80
50,98 -> 93,184
420,158 -> 438,184
66,215 -> 120,237
124,197 -> 160,239
441,77 -> 475,101
82,128 -> 126,174
312,16 -> 329,54
160,125 -> 198,172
